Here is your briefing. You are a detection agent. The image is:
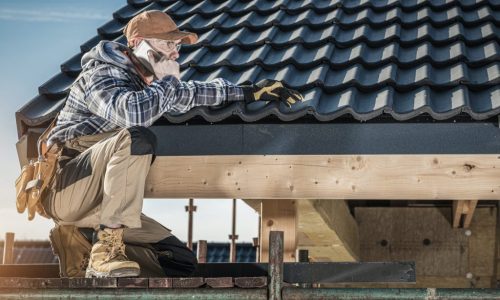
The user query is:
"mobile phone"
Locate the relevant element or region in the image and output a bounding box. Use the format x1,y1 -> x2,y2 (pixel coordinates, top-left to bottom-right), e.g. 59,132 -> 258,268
133,40 -> 163,74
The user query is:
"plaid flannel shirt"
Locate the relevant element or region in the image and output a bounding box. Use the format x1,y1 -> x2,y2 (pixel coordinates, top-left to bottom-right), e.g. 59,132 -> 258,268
47,60 -> 244,147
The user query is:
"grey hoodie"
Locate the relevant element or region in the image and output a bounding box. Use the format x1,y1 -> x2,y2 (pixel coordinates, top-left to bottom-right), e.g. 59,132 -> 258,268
81,41 -> 138,75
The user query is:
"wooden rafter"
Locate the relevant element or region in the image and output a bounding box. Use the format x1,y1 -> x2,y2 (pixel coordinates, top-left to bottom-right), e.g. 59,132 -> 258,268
259,200 -> 297,262
452,200 -> 479,228
297,200 -> 360,262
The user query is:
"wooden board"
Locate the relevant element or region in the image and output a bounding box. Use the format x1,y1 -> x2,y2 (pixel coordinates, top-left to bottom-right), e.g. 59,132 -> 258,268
452,200 -> 479,228
260,200 -> 297,262
297,200 -> 359,262
356,207 -> 497,288
145,155 -> 500,200
242,199 -> 261,213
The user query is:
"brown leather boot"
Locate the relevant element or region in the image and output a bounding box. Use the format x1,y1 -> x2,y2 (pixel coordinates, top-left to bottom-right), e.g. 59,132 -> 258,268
49,225 -> 91,277
85,227 -> 140,278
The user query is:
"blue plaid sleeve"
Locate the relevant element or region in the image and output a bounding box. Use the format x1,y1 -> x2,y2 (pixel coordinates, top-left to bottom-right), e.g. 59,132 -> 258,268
86,65 -> 244,127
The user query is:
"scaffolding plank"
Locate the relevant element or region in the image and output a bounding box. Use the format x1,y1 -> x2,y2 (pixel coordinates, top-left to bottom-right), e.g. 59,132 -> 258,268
0,278 -> 66,289
172,277 -> 205,288
117,278 -> 148,288
68,278 -> 117,288
149,278 -> 172,288
234,277 -> 268,288
205,277 -> 234,288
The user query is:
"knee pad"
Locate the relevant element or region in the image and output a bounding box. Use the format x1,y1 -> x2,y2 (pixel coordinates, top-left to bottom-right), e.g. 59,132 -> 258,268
127,126 -> 157,156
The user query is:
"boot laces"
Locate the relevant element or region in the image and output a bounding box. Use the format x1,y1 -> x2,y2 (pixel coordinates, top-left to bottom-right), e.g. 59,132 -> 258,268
80,253 -> 90,271
101,231 -> 128,263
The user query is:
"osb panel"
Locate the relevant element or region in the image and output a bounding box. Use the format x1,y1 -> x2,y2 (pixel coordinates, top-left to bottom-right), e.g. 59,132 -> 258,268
355,207 -> 496,279
468,208 -> 497,276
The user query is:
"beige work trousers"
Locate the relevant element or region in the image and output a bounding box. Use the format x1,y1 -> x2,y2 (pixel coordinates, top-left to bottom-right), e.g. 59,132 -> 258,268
42,127 -> 198,277
45,127 -> 160,230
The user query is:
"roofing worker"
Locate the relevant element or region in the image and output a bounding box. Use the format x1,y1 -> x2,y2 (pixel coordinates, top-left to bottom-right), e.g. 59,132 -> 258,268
42,10 -> 303,278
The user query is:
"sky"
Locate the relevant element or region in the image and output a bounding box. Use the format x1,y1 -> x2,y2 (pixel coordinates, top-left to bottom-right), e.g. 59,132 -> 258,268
0,0 -> 259,242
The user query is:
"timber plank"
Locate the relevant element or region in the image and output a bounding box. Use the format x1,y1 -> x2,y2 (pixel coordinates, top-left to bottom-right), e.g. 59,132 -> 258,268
463,200 -> 479,228
117,278 -> 148,288
453,201 -> 465,228
234,276 -> 267,288
149,278 -> 172,288
68,278 -> 117,288
205,277 -> 234,288
260,200 -> 296,262
172,277 -> 205,288
0,278 -> 67,289
453,200 -> 479,228
145,155 -> 500,200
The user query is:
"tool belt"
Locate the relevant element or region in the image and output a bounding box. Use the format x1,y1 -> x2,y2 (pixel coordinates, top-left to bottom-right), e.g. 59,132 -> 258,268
15,115 -> 61,221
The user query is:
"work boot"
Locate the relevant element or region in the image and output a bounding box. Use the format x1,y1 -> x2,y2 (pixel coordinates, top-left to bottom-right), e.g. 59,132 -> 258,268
85,227 -> 140,278
49,225 -> 91,277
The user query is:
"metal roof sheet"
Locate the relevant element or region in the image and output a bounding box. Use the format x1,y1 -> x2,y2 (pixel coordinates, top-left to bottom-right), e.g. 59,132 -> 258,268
15,0 -> 500,137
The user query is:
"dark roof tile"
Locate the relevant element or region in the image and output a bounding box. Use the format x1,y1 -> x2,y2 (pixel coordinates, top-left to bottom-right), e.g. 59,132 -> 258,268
38,72 -> 77,98
113,4 -> 143,22
98,19 -> 127,39
178,41 -> 500,70
127,0 -> 153,8
80,35 -> 103,53
15,94 -> 65,136
15,0 -> 500,137
60,53 -> 84,76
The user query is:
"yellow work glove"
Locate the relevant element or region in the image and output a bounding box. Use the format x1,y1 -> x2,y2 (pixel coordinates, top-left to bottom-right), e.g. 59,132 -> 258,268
241,79 -> 304,107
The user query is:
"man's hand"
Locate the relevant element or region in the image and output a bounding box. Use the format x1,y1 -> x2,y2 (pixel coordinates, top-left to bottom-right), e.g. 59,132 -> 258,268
147,51 -> 180,80
241,79 -> 304,107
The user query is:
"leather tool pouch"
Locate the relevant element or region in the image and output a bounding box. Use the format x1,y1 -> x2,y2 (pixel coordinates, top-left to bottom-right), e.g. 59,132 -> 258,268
15,115 -> 61,221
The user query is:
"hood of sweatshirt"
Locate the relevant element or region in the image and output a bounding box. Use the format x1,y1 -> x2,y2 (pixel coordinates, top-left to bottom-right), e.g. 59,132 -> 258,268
81,40 -> 138,75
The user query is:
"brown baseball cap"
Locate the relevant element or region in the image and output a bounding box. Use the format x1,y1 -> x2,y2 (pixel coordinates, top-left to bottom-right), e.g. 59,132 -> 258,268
123,10 -> 198,47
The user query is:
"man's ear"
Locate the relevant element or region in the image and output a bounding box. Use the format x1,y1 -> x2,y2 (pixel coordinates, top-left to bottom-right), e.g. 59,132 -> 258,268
129,37 -> 143,49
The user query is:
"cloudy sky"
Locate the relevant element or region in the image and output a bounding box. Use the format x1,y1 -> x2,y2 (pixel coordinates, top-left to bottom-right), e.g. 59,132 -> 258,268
0,0 -> 259,242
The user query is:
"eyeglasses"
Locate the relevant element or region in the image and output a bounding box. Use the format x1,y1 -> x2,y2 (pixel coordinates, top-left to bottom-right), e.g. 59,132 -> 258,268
146,38 -> 182,52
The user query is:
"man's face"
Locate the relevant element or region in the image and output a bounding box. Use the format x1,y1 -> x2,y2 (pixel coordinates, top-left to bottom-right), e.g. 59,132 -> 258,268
146,38 -> 182,61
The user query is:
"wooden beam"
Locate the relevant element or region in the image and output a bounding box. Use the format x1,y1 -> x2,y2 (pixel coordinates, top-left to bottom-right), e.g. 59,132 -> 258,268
260,200 -> 296,262
242,199 -> 261,213
463,200 -> 478,228
297,200 -> 359,262
452,201 -> 465,228
452,200 -> 479,228
145,155 -> 500,200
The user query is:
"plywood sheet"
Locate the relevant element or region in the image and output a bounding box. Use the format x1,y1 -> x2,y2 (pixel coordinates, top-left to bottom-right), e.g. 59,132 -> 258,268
356,207 -> 496,280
